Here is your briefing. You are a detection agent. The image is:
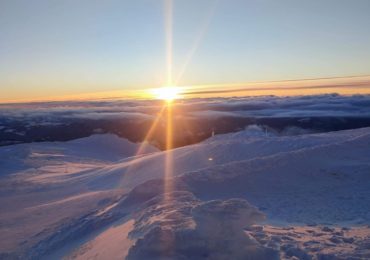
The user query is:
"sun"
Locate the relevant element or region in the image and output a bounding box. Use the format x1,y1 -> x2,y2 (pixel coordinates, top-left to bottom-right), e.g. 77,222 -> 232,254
152,86 -> 181,102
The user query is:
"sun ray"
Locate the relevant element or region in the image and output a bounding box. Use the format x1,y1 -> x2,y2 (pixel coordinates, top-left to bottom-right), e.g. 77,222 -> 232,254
164,102 -> 174,202
116,105 -> 166,188
174,0 -> 220,86
135,105 -> 166,155
164,0 -> 173,86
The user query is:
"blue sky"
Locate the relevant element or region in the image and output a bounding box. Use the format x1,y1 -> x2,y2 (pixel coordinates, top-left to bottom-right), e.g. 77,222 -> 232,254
1,0 -> 370,101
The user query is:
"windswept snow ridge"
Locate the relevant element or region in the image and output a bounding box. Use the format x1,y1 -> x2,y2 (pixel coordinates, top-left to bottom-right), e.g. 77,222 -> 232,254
0,128 -> 370,259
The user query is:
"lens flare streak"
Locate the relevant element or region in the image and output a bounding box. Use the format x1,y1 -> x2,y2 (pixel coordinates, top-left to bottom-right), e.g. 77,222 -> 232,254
164,103 -> 174,202
165,0 -> 173,86
117,105 -> 166,188
174,0 -> 220,86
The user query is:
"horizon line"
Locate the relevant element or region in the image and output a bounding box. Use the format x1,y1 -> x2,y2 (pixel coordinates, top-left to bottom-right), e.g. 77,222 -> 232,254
1,74 -> 370,105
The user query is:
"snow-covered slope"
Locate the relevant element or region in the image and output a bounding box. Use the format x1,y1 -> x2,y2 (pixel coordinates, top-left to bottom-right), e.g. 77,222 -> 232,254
34,125 -> 368,192
0,128 -> 370,259
0,134 -> 158,176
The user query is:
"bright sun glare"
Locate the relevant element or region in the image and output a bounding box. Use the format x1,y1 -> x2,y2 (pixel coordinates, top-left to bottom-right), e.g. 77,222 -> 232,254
153,86 -> 181,101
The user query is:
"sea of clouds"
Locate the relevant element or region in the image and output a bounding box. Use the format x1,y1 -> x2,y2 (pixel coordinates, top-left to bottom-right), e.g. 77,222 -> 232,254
1,94 -> 370,125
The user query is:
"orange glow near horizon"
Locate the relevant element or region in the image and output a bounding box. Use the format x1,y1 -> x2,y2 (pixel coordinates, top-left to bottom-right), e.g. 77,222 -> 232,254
1,75 -> 370,104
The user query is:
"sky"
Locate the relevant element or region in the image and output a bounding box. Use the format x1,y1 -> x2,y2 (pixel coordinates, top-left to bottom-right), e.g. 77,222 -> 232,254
1,0 -> 370,102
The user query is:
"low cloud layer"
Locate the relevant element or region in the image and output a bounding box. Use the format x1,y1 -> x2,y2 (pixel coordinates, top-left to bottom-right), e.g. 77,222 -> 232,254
190,94 -> 370,118
1,94 -> 370,147
1,94 -> 370,123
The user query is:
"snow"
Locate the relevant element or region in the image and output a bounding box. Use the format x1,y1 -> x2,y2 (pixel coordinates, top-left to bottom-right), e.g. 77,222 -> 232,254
0,133 -> 158,177
0,128 -> 370,259
126,193 -> 278,260
67,219 -> 135,260
245,225 -> 370,259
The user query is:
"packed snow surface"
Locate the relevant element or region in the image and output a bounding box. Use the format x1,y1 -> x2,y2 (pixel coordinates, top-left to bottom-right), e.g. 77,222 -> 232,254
0,128 -> 370,259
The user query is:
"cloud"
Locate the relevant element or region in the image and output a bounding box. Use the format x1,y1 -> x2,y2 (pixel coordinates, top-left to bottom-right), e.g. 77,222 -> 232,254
1,94 -> 370,130
190,94 -> 370,118
183,76 -> 370,96
0,99 -> 158,123
63,111 -> 153,120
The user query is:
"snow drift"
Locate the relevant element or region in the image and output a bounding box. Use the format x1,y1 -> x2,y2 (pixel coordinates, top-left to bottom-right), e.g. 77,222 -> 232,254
1,128 -> 370,259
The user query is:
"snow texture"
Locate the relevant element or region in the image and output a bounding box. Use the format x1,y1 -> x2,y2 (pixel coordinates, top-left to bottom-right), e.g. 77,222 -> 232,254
1,128 -> 370,259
